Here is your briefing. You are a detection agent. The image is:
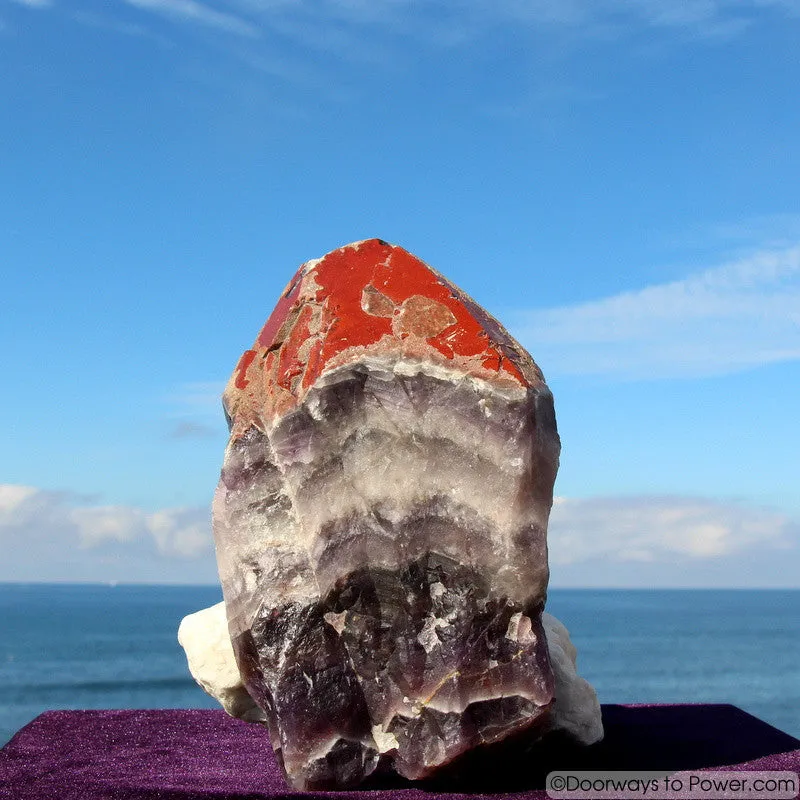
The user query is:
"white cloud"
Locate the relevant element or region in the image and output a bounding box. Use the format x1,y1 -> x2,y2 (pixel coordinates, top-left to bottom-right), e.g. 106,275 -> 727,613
148,507 -> 214,558
2,484 -> 797,586
8,0 -> 52,7
514,245 -> 800,379
71,505 -> 147,547
0,484 -> 39,516
0,484 -> 72,528
0,485 -> 214,577
549,495 -> 797,565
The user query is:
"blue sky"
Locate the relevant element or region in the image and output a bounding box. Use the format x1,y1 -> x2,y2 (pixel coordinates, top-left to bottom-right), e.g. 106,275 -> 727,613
2,0 -> 799,586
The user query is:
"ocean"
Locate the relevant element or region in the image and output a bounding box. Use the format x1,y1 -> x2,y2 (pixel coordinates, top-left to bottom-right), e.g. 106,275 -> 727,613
1,584 -> 798,748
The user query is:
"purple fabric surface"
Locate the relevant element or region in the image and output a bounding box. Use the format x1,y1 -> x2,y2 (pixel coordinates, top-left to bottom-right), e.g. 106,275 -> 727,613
1,705 -> 798,799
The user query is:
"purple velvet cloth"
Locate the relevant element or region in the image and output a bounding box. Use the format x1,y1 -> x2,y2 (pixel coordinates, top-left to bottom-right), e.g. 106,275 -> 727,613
1,706 -> 798,799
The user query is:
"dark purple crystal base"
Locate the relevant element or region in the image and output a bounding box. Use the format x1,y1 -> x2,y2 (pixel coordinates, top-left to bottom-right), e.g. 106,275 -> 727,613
1,706 -> 798,800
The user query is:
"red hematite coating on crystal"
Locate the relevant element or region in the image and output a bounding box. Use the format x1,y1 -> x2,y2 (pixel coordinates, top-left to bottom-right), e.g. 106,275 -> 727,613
256,274 -> 304,349
233,350 -> 257,390
226,239 -> 543,428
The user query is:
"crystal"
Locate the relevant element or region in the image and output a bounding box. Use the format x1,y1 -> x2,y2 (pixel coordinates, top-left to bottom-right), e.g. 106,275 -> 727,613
181,239 -> 602,789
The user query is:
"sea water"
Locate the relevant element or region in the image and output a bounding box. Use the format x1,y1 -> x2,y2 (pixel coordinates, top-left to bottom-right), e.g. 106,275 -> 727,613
1,584 -> 798,747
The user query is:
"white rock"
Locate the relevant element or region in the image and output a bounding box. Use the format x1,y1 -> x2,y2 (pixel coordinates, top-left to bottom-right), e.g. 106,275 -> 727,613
543,611 -> 604,745
177,602 -> 265,723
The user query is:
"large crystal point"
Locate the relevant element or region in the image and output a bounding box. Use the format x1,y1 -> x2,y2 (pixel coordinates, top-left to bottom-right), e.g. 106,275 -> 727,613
206,239 -> 601,789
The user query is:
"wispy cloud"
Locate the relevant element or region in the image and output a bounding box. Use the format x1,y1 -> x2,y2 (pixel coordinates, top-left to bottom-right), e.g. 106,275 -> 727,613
53,0 -> 800,53
708,213 -> 800,249
0,484 -> 214,582
69,9 -> 174,45
515,245 -> 800,379
549,494 -> 797,564
229,0 -> 796,42
16,0 -> 799,108
8,0 -> 52,7
123,0 -> 259,36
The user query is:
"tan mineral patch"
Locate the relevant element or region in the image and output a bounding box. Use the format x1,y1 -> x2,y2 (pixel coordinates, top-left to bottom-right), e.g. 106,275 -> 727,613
393,295 -> 457,339
361,284 -> 396,318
